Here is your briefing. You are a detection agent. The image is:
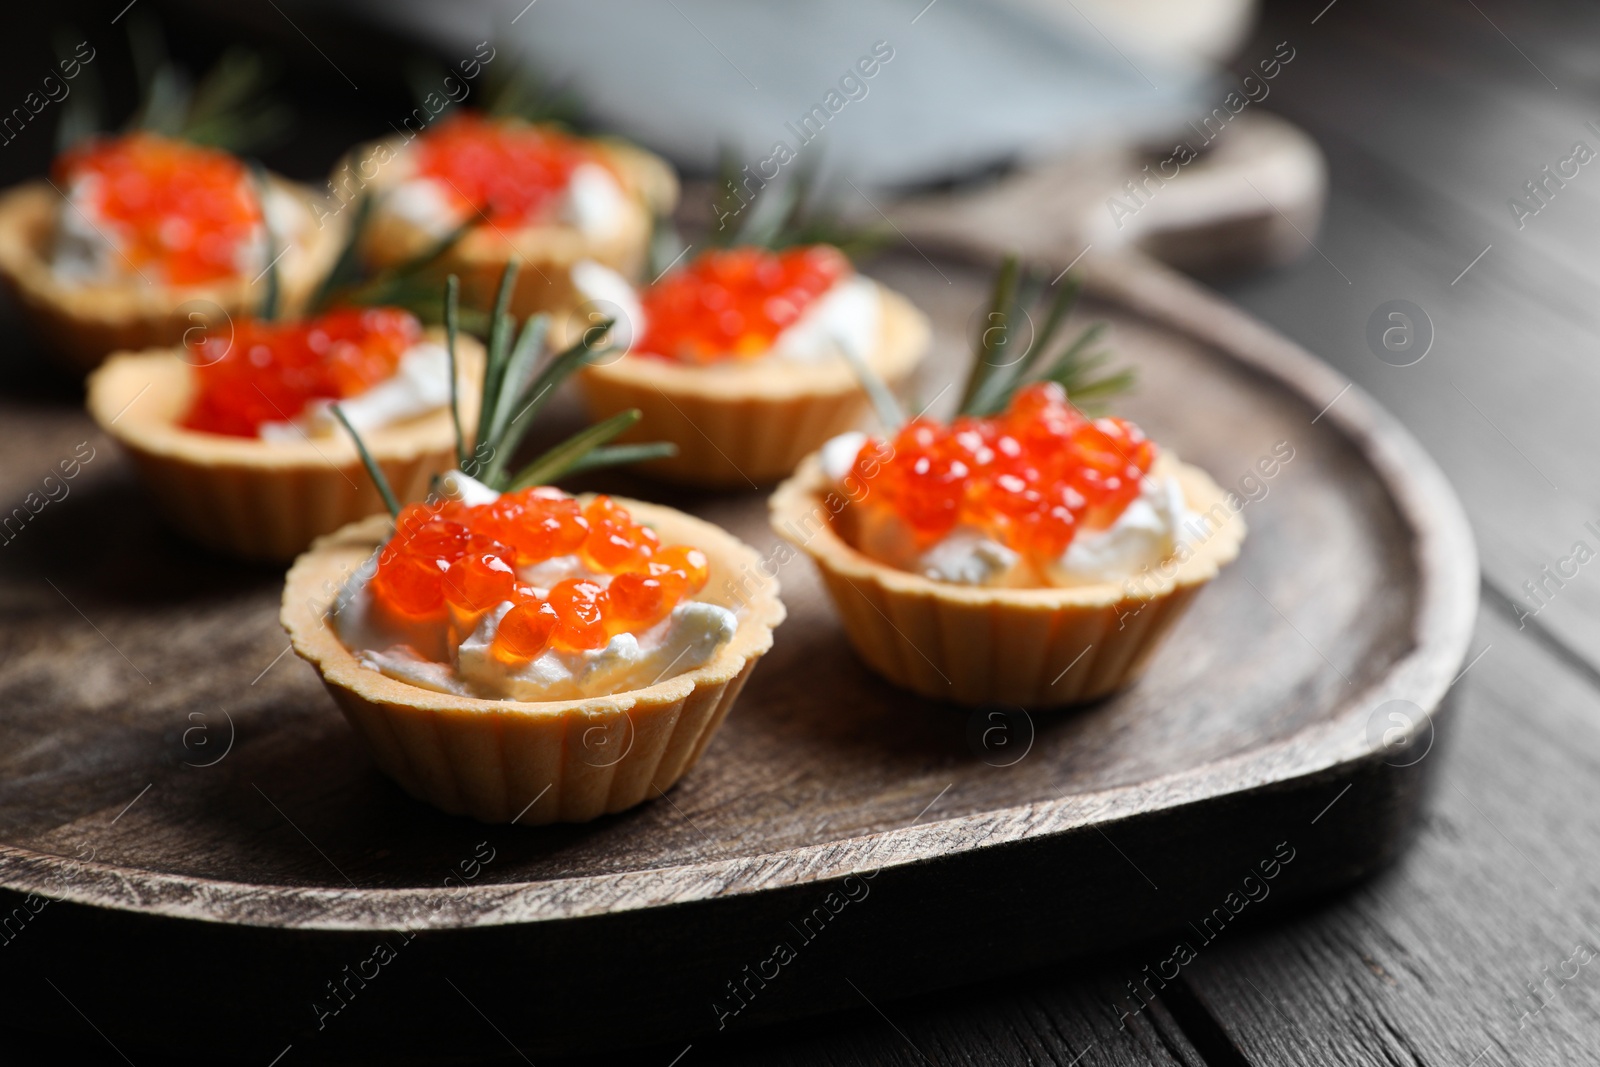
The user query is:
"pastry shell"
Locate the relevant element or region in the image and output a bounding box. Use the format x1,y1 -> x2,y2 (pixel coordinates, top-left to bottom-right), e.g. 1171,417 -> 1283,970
770,452 -> 1245,707
0,178 -> 344,375
578,286 -> 930,488
345,133 -> 677,316
85,331 -> 483,563
281,502 -> 786,825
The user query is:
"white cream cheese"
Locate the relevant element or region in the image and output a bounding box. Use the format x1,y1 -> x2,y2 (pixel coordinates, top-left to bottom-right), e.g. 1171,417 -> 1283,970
770,275 -> 881,363
330,479 -> 738,701
918,527 -> 1023,585
380,177 -> 459,237
455,599 -> 736,701
822,432 -> 1192,588
561,163 -> 629,239
258,342 -> 452,443
820,431 -> 868,482
1045,474 -> 1191,587
51,176 -> 117,283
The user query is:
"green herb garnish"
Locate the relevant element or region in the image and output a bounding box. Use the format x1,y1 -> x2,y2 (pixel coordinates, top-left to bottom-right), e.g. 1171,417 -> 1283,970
337,262 -> 675,517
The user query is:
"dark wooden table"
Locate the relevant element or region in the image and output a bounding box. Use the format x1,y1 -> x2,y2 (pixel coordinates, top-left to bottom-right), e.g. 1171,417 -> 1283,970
5,0 -> 1599,1063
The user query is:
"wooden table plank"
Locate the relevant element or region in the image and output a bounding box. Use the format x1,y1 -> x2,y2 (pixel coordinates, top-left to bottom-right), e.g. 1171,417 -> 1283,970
1174,1 -> 1600,1063
1176,605 -> 1600,1066
1212,0 -> 1600,671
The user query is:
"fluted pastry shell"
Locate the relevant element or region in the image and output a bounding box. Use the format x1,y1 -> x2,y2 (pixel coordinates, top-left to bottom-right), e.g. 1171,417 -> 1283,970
342,133 -> 676,316
281,503 -> 785,824
0,177 -> 344,374
578,286 -> 930,488
86,331 -> 483,562
770,452 -> 1244,707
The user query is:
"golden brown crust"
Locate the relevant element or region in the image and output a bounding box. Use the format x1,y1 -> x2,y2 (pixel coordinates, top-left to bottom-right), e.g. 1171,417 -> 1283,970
0,178 -> 345,375
85,331 -> 483,562
280,502 -> 785,824
577,286 -> 931,487
769,451 -> 1245,706
339,132 -> 677,316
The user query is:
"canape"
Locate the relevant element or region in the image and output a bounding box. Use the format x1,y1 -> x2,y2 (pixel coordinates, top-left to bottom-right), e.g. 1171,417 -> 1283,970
87,305 -> 482,562
770,260 -> 1244,707
576,243 -> 930,487
0,132 -> 341,373
282,272 -> 783,824
343,111 -> 676,318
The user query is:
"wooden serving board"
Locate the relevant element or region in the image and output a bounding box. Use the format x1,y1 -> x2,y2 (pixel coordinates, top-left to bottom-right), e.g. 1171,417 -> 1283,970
0,249 -> 1474,1064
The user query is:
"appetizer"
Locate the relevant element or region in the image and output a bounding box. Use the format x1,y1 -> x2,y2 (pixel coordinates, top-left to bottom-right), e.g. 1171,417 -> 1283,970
282,268 -> 784,825
87,304 -> 480,561
770,260 -> 1243,706
576,241 -> 929,487
0,100 -> 338,371
345,110 -> 676,318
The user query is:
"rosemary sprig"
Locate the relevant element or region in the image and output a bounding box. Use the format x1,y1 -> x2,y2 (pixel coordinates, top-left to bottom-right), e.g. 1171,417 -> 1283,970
338,262 -> 676,512
444,274 -> 467,468
53,27 -> 102,154
483,57 -> 586,128
956,258 -> 1133,420
838,338 -> 904,431
707,148 -> 893,261
123,12 -> 289,153
846,255 -> 1134,433
321,217 -> 476,323
332,404 -> 400,519
506,409 -> 644,490
248,161 -> 282,322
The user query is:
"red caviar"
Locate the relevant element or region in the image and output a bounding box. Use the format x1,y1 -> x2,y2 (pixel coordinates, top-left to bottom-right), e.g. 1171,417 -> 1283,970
413,113 -> 604,228
181,307 -> 423,437
636,245 -> 851,364
370,491 -> 711,664
54,133 -> 264,286
851,381 -> 1156,563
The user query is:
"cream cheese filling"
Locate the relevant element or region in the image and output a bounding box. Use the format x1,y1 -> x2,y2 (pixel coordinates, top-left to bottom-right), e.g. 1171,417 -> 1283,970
51,176 -> 309,286
823,432 -> 1194,588
257,342 -> 453,442
571,266 -> 881,367
330,475 -> 739,701
380,162 -> 629,240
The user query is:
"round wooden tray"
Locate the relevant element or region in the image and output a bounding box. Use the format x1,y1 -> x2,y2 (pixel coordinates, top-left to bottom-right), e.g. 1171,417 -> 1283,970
0,250 -> 1476,1063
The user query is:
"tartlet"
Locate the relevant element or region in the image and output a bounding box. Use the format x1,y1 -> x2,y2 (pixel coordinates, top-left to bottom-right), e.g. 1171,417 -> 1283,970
281,279 -> 782,823
282,501 -> 783,824
771,451 -> 1241,706
770,258 -> 1245,707
86,319 -> 482,562
342,113 -> 676,317
578,245 -> 930,487
0,135 -> 343,375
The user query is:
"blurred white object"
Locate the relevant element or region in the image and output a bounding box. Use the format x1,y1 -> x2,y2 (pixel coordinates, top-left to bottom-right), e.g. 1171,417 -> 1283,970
997,0 -> 1258,66
339,0 -> 1220,189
